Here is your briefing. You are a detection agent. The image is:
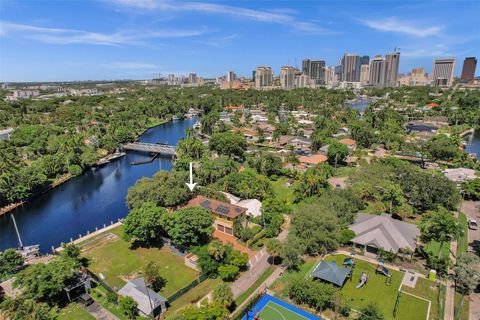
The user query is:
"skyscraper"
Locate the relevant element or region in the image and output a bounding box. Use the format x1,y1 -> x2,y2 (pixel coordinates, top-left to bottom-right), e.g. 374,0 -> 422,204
302,59 -> 326,84
432,58 -> 456,87
360,55 -> 370,66
385,52 -> 400,87
188,73 -> 198,84
324,66 -> 336,86
341,53 -> 361,82
226,71 -> 236,83
255,66 -> 273,89
280,66 -> 296,89
369,55 -> 388,87
360,64 -> 370,85
460,57 -> 477,82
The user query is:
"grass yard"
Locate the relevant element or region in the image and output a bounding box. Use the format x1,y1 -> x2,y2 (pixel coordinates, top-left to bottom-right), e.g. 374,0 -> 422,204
424,240 -> 451,260
271,177 -> 296,205
235,266 -> 275,306
402,277 -> 442,320
456,212 -> 469,256
324,255 -> 429,320
454,292 -> 470,320
334,166 -> 357,177
81,225 -> 199,297
89,286 -> 129,320
58,303 -> 95,320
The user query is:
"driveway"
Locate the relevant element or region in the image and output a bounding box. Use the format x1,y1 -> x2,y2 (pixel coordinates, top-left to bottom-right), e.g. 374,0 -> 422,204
460,200 -> 480,320
85,302 -> 119,320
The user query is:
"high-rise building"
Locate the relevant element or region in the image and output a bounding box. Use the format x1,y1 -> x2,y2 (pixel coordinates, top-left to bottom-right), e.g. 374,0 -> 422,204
226,71 -> 237,83
385,52 -> 400,87
360,64 -> 370,85
360,55 -> 370,66
432,58 -> 456,87
369,55 -> 388,87
334,65 -> 343,82
324,66 -> 336,86
295,73 -> 311,88
341,53 -> 361,82
460,57 -> 477,83
302,59 -> 326,84
188,73 -> 198,84
255,66 -> 273,89
280,66 -> 296,89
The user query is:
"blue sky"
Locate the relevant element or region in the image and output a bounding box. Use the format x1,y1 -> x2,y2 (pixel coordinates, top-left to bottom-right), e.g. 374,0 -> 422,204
0,0 -> 479,82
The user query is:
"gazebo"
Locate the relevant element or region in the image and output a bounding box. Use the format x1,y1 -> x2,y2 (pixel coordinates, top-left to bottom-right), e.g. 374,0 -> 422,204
310,261 -> 351,287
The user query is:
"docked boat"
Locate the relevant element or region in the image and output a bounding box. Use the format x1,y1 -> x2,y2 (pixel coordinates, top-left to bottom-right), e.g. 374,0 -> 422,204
172,115 -> 181,121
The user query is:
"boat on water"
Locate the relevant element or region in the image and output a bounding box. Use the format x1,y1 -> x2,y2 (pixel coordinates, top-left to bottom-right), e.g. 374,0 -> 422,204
172,115 -> 182,121
94,151 -> 126,167
11,213 -> 40,259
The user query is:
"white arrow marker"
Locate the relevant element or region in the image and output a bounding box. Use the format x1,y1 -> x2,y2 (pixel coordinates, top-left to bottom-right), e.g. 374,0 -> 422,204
185,162 -> 197,191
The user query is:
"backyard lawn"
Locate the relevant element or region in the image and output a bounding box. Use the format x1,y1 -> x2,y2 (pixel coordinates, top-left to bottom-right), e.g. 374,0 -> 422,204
456,212 -> 469,256
324,255 -> 430,320
271,177 -> 295,205
58,303 -> 95,320
81,225 -> 199,298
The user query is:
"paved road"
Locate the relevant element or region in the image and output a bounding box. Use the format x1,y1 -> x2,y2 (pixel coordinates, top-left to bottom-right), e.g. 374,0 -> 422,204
231,215 -> 290,298
460,201 -> 480,320
86,302 -> 119,320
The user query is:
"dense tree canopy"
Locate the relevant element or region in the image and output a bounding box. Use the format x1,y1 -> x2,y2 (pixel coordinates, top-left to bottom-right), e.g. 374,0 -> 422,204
216,169 -> 273,200
123,203 -> 167,244
208,131 -> 246,159
161,207 -> 214,247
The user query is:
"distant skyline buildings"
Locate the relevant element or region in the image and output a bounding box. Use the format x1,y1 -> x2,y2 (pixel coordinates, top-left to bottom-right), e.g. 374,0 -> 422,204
280,66 -> 296,89
341,53 -> 361,82
254,66 -> 273,89
302,59 -> 326,85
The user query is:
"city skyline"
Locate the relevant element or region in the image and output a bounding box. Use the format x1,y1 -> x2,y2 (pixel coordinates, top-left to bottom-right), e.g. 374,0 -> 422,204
1,0 -> 479,82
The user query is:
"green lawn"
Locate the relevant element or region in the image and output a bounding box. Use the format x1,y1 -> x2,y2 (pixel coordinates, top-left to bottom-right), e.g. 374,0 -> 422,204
334,166 -> 357,177
257,301 -> 309,320
454,291 -> 470,320
424,240 -> 451,259
324,255 -> 429,320
89,286 -> 129,320
402,277 -> 441,320
81,225 -> 199,297
271,177 -> 295,205
235,266 -> 275,306
58,303 -> 95,320
457,212 -> 469,256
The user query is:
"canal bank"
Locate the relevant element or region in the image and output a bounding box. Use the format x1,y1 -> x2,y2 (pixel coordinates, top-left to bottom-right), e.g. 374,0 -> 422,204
0,118 -> 197,253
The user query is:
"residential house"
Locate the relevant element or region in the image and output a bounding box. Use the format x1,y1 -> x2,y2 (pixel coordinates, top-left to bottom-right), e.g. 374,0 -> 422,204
298,154 -> 328,168
289,137 -> 312,151
338,138 -> 357,151
185,196 -> 247,236
118,278 -> 168,317
349,213 -> 420,255
221,192 -> 262,218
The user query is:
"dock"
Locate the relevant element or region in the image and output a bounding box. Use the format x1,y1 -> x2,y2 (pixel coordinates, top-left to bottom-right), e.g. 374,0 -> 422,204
122,142 -> 176,157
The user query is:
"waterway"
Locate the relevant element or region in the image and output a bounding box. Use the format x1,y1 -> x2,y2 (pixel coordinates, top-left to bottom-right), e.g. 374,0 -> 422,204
0,118 -> 197,253
465,129 -> 480,158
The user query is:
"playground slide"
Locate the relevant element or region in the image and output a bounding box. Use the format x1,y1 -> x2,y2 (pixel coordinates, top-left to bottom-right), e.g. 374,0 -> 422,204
356,274 -> 368,288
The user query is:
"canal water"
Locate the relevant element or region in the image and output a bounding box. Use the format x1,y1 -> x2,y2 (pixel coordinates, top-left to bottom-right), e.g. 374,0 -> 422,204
0,118 -> 197,253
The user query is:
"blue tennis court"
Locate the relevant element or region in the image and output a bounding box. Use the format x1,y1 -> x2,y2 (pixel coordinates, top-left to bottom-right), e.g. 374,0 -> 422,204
243,294 -> 322,320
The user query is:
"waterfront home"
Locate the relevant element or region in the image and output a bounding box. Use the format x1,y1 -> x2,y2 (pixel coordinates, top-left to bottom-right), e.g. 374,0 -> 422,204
185,196 -> 247,237
221,192 -> 262,218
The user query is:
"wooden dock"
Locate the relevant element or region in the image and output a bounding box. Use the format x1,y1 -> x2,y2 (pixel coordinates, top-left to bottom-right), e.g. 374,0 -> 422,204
122,142 -> 176,157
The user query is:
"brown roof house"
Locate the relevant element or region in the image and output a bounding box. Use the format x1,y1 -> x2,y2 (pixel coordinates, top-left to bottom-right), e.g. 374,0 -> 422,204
186,196 -> 247,237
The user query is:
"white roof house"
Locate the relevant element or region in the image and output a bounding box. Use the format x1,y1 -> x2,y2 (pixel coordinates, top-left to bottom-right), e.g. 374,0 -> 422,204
118,278 -> 167,317
222,192 -> 262,217
349,213 -> 420,254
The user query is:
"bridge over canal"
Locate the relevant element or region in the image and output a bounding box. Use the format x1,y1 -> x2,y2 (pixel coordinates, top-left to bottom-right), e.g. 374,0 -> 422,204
122,142 -> 176,157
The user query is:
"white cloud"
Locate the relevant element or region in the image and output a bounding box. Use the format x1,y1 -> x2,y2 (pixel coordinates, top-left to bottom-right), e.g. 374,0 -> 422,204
0,21 -> 209,46
195,34 -> 238,47
360,17 -> 443,37
108,0 -> 334,35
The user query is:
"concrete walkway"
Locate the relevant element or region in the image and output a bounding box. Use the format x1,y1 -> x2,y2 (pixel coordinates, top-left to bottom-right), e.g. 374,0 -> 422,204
444,239 -> 457,320
86,302 -> 119,320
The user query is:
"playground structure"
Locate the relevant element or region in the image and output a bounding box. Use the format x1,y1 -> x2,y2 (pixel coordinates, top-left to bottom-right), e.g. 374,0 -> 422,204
356,272 -> 368,289
376,261 -> 392,286
343,256 -> 356,267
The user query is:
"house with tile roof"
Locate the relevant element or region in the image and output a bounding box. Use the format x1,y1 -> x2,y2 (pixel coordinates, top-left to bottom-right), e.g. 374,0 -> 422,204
348,213 -> 420,255
185,196 -> 247,237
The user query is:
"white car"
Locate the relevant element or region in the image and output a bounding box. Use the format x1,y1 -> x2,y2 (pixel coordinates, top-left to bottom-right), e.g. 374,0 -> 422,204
468,219 -> 478,230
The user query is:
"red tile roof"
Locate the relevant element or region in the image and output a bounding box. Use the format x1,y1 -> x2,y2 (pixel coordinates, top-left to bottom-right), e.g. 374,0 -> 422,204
185,196 -> 247,219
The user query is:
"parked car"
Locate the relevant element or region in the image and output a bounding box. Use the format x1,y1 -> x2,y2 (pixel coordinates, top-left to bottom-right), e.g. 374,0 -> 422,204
468,219 -> 478,230
78,293 -> 94,306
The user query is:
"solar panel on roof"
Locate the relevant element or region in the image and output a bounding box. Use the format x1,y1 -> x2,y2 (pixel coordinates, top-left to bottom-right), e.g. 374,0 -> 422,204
216,205 -> 230,215
200,200 -> 211,209
234,207 -> 243,213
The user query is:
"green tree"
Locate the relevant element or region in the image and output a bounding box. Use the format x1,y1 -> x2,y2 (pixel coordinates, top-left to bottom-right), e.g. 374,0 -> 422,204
123,203 -> 167,244
453,253 -> 480,299
212,282 -> 234,308
427,134 -> 459,162
119,295 -> 138,319
0,297 -> 57,320
176,136 -> 207,161
207,240 -> 226,262
218,264 -> 239,281
14,257 -> 79,304
174,303 -> 228,320
382,184 -> 405,214
462,178 -> 480,200
281,237 -> 305,270
217,169 -> 273,200
288,277 -> 337,311
327,141 -> 349,168
144,262 -> 167,292
294,163 -> 334,201
358,303 -> 384,320
60,243 -> 81,263
209,131 -> 246,159
0,248 -> 24,276
266,238 -> 283,264
162,207 -> 214,247
420,207 -> 463,259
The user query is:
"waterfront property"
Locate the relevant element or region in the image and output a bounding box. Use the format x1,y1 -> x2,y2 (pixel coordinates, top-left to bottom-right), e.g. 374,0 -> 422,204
118,277 -> 168,317
80,225 -> 199,297
185,196 -> 247,237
